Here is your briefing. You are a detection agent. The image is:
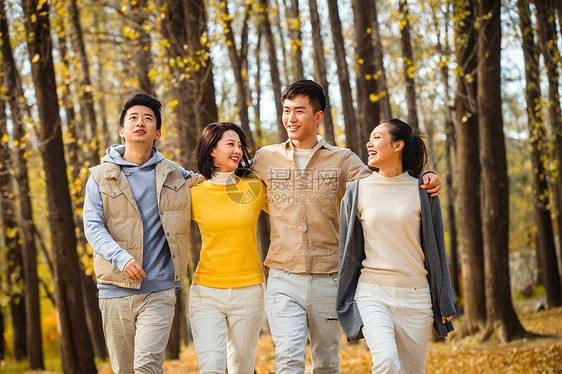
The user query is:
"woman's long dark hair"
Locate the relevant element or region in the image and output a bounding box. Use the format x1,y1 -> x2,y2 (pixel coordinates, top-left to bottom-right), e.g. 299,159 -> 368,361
193,122 -> 252,179
383,118 -> 427,178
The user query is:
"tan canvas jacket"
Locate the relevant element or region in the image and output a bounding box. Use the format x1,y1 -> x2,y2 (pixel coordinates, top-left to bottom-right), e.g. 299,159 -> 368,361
252,137 -> 371,274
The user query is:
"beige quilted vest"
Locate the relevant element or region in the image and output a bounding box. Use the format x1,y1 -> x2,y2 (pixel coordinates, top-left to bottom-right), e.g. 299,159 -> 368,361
89,159 -> 190,289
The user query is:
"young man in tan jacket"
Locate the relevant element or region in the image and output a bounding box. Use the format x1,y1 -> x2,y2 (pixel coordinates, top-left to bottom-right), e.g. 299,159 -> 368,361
83,94 -> 193,374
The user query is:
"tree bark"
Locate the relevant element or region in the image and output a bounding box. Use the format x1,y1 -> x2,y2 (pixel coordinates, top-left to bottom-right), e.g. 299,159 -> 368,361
287,0 -> 304,80
0,100 -> 27,361
453,0 -> 486,336
69,0 -> 99,168
219,0 -> 257,148
477,0 -> 526,342
398,0 -> 419,132
22,0 -> 97,371
435,0 -> 459,299
55,23 -> 107,359
308,0 -> 336,144
0,0 -> 44,367
371,0 -> 392,120
352,0 -> 381,161
131,0 -> 156,96
519,0 -> 561,307
534,0 -> 562,267
326,0 -> 360,154
185,0 -> 219,127
259,0 -> 286,142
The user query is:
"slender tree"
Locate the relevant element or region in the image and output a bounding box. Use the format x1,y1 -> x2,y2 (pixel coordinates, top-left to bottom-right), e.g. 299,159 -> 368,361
453,0 -> 486,336
0,99 -> 27,361
435,0 -> 459,300
398,0 -> 419,132
519,0 -> 561,307
478,0 -> 526,342
534,0 -> 562,241
22,0 -> 97,371
327,0 -> 360,154
287,0 -> 304,79
69,0 -> 99,167
352,0 -> 381,160
308,0 -> 335,144
371,0 -> 391,120
185,0 -> 219,127
130,0 -> 156,96
0,0 -> 44,367
218,0 -> 257,148
259,0 -> 285,141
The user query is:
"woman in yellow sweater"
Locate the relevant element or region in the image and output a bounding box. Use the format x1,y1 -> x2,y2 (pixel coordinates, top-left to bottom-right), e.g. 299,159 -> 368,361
189,122 -> 268,373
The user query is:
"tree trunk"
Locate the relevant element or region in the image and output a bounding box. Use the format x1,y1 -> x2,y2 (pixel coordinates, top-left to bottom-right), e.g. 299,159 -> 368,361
185,0 -> 219,127
219,0 -> 256,148
326,0 -> 360,154
534,0 -> 562,278
308,0 -> 336,144
0,99 -> 27,361
22,0 -> 97,371
0,307 -> 3,360
93,12 -> 112,147
435,0 -> 459,299
0,0 -> 44,367
352,0 -> 381,161
453,0 -> 486,336
478,0 -> 526,342
287,0 -> 304,80
519,0 -> 561,307
56,23 -> 107,359
69,0 -> 99,168
259,0 -> 285,142
131,0 -> 156,96
398,0 -> 419,132
371,0 -> 392,120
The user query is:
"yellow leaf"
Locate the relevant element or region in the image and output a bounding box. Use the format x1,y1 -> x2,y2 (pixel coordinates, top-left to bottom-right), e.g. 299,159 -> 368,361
1,134 -> 8,143
169,99 -> 179,109
31,54 -> 40,63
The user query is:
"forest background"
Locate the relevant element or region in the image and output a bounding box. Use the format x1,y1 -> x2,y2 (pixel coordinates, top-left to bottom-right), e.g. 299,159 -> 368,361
0,0 -> 561,372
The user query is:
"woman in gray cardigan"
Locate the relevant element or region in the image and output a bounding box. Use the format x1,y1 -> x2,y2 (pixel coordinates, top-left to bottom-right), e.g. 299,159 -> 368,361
336,119 -> 455,373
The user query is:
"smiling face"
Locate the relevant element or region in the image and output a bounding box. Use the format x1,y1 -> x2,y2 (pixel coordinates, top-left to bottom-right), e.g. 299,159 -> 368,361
282,94 -> 323,149
211,130 -> 243,173
366,123 -> 403,170
119,105 -> 161,144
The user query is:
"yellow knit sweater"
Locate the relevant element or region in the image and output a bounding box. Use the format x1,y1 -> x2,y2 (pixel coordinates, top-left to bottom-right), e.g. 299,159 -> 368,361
190,177 -> 268,288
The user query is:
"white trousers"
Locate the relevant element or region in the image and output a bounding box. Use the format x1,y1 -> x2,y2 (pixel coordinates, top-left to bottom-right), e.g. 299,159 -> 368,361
265,269 -> 342,374
355,282 -> 434,374
189,283 -> 265,374
99,288 -> 177,374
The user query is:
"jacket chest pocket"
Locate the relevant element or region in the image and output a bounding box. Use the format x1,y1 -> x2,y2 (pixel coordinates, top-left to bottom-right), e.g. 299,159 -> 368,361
99,185 -> 132,218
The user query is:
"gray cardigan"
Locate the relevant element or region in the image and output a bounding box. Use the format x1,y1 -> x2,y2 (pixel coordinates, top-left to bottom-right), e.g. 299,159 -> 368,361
336,178 -> 455,341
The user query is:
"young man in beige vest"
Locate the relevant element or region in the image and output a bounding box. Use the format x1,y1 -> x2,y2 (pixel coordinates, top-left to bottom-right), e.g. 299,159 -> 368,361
83,94 -> 193,374
251,80 -> 441,373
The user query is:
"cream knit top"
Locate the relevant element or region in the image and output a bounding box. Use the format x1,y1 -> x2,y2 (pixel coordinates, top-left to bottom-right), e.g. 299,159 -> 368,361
357,171 -> 429,288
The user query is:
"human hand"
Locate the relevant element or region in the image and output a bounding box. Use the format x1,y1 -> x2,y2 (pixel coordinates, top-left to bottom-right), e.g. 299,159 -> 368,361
122,258 -> 146,281
442,315 -> 454,323
187,174 -> 206,187
421,172 -> 442,197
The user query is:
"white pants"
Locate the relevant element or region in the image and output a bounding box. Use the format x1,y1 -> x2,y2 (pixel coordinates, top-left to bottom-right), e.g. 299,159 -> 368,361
99,288 -> 177,374
355,282 -> 434,374
189,283 -> 265,374
265,269 -> 342,374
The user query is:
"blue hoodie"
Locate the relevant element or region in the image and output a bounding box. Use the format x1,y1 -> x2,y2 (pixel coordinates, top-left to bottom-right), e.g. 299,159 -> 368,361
83,145 -> 192,298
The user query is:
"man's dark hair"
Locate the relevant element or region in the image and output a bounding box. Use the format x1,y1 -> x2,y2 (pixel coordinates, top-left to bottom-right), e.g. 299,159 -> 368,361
119,94 -> 163,130
281,79 -> 326,113
193,122 -> 252,180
